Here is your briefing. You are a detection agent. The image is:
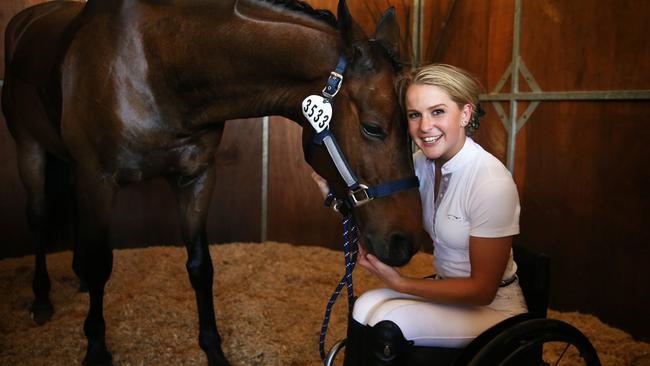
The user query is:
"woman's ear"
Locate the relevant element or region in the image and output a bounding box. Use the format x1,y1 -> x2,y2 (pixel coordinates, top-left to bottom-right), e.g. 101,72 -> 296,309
461,103 -> 473,126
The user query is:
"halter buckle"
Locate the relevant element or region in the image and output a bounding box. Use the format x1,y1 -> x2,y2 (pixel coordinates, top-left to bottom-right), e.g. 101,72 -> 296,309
322,71 -> 344,99
349,184 -> 373,207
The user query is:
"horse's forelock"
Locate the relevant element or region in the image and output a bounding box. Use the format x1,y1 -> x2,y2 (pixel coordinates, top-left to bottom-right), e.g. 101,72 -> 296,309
370,39 -> 403,73
348,41 -> 402,77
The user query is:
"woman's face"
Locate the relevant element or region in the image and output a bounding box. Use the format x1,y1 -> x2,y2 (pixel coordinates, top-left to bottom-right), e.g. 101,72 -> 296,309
405,84 -> 471,161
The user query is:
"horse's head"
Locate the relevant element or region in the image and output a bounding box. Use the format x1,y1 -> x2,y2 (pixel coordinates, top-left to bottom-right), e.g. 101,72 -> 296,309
304,1 -> 425,267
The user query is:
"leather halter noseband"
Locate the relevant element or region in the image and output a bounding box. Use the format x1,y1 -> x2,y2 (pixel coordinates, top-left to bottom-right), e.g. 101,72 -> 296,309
302,56 -> 419,214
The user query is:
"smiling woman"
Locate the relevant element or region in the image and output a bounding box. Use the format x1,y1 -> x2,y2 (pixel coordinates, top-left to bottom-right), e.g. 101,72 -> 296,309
333,63 -> 527,365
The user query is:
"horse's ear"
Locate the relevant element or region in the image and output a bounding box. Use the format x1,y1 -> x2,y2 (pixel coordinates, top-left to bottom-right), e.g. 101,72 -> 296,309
337,0 -> 374,71
373,6 -> 400,60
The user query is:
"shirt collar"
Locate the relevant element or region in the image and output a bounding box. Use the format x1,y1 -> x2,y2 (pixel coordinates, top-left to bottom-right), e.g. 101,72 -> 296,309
440,137 -> 479,174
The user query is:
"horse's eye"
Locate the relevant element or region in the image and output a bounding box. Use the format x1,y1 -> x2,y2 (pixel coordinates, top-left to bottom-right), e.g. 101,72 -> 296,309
361,123 -> 386,140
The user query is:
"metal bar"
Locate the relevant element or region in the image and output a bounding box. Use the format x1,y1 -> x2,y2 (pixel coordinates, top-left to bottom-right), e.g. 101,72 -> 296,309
492,62 -> 513,94
518,60 -> 541,92
506,0 -> 523,173
481,90 -> 650,101
492,101 -> 510,131
260,116 -> 269,242
516,101 -> 540,133
411,0 -> 423,69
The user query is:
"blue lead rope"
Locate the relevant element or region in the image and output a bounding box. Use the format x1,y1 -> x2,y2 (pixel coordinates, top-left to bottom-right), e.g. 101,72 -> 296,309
318,215 -> 359,362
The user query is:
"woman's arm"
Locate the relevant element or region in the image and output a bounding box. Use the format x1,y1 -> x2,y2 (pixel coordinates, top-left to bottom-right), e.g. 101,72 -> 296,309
358,235 -> 512,306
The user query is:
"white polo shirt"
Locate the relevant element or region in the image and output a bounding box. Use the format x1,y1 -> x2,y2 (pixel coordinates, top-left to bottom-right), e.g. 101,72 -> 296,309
414,137 -> 520,281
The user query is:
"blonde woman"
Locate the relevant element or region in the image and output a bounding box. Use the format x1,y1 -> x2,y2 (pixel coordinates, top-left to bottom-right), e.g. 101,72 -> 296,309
313,64 -> 527,365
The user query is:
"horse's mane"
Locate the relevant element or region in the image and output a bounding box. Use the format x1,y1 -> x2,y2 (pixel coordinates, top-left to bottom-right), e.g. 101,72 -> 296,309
264,1 -> 402,71
262,0 -> 338,28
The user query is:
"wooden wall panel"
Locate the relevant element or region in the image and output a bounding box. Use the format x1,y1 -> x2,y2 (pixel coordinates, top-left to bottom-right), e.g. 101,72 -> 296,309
522,0 -> 649,91
516,0 -> 650,340
517,101 -> 650,340
430,0 -> 649,340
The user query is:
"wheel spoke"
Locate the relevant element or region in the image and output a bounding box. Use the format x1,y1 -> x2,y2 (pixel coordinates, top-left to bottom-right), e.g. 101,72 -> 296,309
553,342 -> 571,366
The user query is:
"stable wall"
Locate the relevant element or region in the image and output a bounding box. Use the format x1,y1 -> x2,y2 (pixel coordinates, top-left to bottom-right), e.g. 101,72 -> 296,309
422,0 -> 649,341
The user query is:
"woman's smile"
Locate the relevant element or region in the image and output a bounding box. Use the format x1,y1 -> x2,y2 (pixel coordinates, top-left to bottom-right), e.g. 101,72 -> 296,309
422,135 -> 443,144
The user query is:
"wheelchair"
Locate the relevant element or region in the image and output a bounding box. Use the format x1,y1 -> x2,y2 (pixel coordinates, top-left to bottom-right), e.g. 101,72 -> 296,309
325,245 -> 601,366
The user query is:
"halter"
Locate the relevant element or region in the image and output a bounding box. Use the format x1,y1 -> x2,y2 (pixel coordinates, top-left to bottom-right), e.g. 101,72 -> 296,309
302,56 -> 419,363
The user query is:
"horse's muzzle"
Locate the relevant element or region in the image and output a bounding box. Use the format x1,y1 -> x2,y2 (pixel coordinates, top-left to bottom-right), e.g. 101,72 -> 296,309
364,231 -> 415,267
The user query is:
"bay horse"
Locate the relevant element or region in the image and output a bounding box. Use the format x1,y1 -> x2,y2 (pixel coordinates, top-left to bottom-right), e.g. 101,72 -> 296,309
2,0 -> 424,365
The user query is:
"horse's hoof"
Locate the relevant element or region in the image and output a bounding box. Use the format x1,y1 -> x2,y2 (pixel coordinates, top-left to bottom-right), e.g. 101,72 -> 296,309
29,299 -> 54,325
83,346 -> 113,366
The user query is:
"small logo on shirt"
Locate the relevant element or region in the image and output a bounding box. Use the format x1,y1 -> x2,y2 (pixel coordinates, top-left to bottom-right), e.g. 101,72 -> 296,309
447,214 -> 465,221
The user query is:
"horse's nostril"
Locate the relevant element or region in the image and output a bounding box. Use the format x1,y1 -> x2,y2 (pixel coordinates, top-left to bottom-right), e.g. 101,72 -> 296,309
363,232 -> 414,267
363,234 -> 375,255
388,232 -> 413,267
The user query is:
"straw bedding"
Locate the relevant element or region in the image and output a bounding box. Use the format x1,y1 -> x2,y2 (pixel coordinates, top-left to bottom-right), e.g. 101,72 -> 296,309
1,242 -> 648,365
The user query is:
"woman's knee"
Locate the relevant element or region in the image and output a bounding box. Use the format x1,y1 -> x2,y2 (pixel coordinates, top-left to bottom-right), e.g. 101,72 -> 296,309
352,288 -> 402,324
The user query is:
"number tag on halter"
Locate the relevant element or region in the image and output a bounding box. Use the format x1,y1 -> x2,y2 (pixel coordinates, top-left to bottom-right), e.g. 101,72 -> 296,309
302,95 -> 332,133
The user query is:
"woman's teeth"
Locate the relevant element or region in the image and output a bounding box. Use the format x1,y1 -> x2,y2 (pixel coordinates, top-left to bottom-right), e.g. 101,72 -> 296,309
423,135 -> 442,143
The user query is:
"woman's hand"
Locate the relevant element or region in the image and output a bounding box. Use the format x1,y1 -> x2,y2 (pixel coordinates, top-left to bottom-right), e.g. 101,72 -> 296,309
310,171 -> 330,199
357,244 -> 405,291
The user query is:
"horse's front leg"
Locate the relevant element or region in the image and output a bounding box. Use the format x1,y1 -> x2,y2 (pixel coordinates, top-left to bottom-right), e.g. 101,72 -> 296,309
168,166 -> 230,366
74,167 -> 116,366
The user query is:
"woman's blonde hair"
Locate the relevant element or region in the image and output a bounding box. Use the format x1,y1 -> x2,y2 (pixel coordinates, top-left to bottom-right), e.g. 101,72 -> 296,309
396,64 -> 485,135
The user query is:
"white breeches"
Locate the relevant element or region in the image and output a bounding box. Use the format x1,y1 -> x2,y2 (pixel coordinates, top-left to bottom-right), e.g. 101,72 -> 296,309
352,282 -> 528,348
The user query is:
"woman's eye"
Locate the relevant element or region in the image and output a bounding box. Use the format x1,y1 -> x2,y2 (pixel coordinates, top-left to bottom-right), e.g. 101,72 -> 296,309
432,108 -> 445,116
407,112 -> 420,120
361,123 -> 386,139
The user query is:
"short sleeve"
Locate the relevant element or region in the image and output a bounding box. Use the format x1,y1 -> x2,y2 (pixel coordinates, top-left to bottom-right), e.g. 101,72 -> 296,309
468,178 -> 520,238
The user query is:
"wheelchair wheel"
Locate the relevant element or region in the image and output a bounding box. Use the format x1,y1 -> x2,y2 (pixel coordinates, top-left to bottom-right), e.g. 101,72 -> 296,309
465,318 -> 600,366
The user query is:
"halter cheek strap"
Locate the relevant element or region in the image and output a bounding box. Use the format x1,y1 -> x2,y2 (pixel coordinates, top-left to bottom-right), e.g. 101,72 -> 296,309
302,56 -> 420,211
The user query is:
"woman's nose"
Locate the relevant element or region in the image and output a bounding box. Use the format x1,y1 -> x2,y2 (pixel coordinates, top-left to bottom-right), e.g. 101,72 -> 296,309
419,115 -> 434,132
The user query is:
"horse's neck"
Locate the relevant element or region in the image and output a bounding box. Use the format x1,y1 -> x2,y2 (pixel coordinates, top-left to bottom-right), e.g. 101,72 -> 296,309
149,0 -> 342,126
